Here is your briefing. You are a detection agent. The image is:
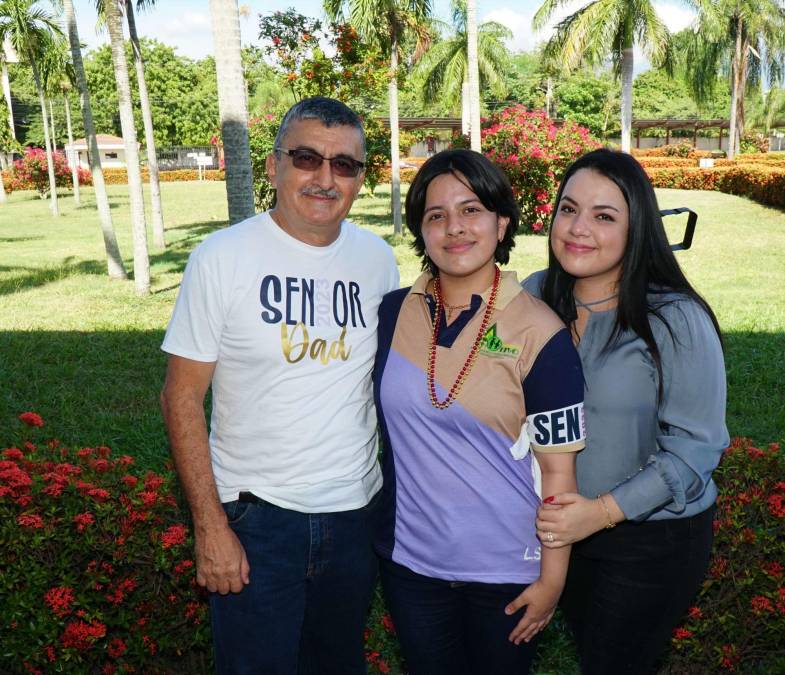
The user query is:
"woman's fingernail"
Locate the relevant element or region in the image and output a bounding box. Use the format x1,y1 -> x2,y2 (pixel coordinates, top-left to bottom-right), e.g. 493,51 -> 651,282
543,496 -> 555,504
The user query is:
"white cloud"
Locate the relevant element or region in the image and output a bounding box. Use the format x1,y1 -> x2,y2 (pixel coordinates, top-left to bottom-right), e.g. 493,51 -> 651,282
655,2 -> 696,34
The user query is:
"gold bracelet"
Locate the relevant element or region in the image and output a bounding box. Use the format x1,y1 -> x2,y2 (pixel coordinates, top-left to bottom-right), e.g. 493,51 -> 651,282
597,494 -> 616,529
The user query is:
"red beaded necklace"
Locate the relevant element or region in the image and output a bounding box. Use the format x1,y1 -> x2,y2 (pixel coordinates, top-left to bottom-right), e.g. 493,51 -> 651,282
427,266 -> 501,410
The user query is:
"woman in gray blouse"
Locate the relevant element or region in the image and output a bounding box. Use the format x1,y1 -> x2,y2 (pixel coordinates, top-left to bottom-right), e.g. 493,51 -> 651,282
523,148 -> 728,674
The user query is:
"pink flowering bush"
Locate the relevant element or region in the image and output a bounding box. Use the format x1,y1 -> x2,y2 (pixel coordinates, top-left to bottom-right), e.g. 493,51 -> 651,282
665,437 -> 785,673
481,106 -> 600,233
7,147 -> 91,198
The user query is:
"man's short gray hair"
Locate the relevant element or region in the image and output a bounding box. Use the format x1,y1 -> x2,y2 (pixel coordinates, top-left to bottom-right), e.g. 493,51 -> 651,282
273,97 -> 366,158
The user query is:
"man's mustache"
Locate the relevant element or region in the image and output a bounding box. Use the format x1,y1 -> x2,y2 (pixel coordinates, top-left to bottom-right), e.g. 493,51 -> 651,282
300,186 -> 340,199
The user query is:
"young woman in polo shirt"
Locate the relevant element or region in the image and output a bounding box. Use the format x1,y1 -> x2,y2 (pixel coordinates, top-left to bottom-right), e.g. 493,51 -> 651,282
373,149 -> 586,674
524,148 -> 728,674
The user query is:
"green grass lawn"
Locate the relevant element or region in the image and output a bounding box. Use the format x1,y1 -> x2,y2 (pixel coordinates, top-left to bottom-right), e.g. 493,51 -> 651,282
1,180 -> 783,674
1,181 -> 784,465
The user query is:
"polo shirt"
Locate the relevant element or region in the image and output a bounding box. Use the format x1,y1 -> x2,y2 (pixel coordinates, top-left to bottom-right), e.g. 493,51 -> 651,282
373,270 -> 585,584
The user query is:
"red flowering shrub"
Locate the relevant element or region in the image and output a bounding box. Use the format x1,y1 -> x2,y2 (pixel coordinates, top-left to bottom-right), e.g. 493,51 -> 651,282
0,413 -> 405,673
481,106 -> 600,233
0,414 -> 211,673
6,147 -> 91,197
665,438 -> 785,673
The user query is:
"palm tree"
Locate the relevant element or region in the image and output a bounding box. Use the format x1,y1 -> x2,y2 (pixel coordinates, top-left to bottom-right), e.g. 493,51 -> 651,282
680,0 -> 785,159
0,0 -> 64,214
1,37 -> 15,136
40,40 -> 79,203
534,0 -> 671,153
208,0 -> 255,224
124,0 -> 165,248
61,0 -> 127,279
104,0 -> 150,294
91,0 -> 166,247
325,0 -> 432,236
417,0 -> 510,140
465,0 -> 479,150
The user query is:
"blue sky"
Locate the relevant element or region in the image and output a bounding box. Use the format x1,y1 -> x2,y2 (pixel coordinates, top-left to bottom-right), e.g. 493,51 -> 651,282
71,0 -> 696,71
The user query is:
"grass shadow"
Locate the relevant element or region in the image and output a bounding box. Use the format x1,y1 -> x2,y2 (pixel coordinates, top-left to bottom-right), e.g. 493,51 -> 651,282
0,258 -> 106,296
0,236 -> 45,243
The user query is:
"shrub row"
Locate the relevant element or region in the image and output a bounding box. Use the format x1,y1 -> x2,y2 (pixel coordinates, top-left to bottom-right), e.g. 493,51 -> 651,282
101,169 -> 225,185
646,165 -> 785,208
632,143 -> 714,159
3,414 -> 782,673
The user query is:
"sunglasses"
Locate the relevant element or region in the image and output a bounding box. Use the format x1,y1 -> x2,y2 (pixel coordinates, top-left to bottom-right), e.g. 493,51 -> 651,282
276,147 -> 365,178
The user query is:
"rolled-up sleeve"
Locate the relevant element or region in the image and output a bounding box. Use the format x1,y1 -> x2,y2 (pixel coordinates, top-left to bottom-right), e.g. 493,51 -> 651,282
610,300 -> 729,521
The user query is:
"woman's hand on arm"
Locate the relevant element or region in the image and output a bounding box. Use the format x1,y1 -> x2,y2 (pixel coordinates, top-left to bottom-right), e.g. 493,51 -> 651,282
505,450 -> 577,644
536,492 -> 625,548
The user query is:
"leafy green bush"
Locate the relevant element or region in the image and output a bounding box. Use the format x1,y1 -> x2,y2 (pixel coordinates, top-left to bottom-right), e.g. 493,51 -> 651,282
665,438 -> 785,673
739,132 -> 770,155
481,106 -> 600,233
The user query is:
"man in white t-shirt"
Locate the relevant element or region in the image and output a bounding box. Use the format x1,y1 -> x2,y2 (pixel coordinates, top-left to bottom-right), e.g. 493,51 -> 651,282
160,97 -> 399,674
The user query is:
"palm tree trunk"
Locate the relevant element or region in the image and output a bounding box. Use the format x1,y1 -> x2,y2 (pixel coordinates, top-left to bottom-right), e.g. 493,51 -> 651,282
63,0 -> 127,279
30,62 -> 59,215
49,99 -> 56,150
2,61 -> 14,138
208,0 -> 255,225
461,78 -> 469,135
63,94 -> 80,205
126,0 -> 165,249
466,0 -> 481,151
728,17 -> 743,159
105,0 -> 150,294
389,36 -> 402,237
620,46 -> 634,153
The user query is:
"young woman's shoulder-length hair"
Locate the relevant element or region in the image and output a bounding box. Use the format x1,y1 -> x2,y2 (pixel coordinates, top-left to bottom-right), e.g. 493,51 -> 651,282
542,148 -> 722,394
405,149 -> 520,276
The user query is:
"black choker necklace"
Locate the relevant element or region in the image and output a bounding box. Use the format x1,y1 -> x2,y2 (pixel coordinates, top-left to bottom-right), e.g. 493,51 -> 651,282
575,293 -> 619,310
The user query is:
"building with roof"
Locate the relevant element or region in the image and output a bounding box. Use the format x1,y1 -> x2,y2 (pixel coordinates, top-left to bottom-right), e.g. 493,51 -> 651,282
64,135 -> 136,170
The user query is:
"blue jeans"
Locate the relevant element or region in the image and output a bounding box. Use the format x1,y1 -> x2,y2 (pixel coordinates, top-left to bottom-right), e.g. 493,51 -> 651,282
379,558 -> 541,675
209,492 -> 379,675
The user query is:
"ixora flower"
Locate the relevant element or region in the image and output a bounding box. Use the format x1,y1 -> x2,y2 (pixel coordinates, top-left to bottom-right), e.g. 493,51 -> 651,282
17,513 -> 45,529
60,619 -> 106,651
44,586 -> 76,618
19,412 -> 44,428
161,524 -> 188,549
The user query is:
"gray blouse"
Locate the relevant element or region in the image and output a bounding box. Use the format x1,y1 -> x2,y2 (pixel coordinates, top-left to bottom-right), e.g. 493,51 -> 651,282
523,270 -> 729,522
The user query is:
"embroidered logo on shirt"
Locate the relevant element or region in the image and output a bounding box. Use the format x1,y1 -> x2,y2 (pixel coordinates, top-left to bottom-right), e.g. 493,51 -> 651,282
479,324 -> 521,359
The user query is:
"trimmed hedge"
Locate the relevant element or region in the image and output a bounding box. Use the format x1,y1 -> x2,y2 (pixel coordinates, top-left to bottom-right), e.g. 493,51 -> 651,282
101,169 -> 225,185
645,164 -> 785,209
632,143 -> 714,159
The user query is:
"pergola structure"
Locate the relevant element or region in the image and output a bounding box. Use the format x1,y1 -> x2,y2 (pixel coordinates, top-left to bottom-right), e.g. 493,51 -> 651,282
632,118 -> 731,149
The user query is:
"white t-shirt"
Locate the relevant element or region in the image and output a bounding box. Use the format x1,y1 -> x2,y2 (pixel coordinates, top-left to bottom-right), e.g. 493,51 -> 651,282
162,211 -> 400,512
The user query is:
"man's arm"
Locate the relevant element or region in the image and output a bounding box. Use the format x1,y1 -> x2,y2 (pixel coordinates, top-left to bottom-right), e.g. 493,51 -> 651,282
160,355 -> 249,594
